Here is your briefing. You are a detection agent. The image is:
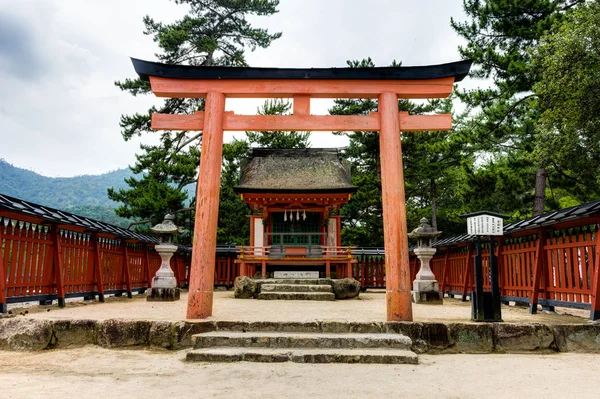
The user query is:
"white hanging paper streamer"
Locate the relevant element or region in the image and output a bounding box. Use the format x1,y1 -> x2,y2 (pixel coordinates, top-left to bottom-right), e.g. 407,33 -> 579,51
303,209 -> 306,220
296,209 -> 300,220
284,209 -> 287,221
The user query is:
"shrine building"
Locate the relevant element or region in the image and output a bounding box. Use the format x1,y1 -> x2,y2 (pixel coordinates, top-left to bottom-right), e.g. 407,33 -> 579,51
234,148 -> 357,279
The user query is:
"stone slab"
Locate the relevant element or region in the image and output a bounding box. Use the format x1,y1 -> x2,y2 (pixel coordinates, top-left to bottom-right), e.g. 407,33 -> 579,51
495,323 -> 555,352
192,331 -> 412,350
151,275 -> 177,289
274,271 -> 320,279
412,279 -> 440,292
553,324 -> 600,353
260,284 -> 333,293
257,292 -> 335,301
186,347 -> 418,364
447,323 -> 494,353
97,319 -> 152,348
0,318 -> 54,350
147,287 -> 181,302
412,291 -> 443,305
254,278 -> 329,285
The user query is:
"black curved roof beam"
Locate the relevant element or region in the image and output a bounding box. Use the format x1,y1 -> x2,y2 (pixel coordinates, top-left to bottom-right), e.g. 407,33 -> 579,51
131,58 -> 473,82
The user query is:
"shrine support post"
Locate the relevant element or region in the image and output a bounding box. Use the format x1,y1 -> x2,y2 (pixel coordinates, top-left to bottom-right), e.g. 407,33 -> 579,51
187,91 -> 226,319
379,92 -> 413,321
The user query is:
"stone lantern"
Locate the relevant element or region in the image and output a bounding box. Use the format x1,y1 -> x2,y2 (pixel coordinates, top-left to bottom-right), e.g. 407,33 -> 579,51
147,214 -> 180,302
408,218 -> 443,304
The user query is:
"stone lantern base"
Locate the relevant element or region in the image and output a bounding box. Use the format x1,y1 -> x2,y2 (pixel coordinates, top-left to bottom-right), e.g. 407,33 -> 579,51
146,243 -> 181,302
411,247 -> 443,305
147,287 -> 180,302
411,281 -> 443,304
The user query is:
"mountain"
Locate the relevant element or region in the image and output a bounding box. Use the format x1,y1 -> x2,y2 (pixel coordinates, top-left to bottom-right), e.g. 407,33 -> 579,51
0,159 -> 133,227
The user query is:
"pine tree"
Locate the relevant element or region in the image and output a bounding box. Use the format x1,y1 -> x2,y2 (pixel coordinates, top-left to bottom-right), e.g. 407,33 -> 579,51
451,0 -> 586,215
246,99 -> 310,149
108,0 -> 282,231
532,2 -> 600,201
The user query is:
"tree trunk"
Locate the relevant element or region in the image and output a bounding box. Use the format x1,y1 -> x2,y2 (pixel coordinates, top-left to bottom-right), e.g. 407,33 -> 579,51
532,168 -> 548,216
431,178 -> 438,230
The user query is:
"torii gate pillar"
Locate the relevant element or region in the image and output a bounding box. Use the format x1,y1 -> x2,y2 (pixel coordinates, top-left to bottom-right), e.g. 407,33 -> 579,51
379,92 -> 412,320
187,91 -> 225,319
130,57 -> 472,321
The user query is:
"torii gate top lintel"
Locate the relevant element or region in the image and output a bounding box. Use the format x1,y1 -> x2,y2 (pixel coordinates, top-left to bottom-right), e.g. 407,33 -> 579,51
132,58 -> 472,132
131,58 -> 472,99
130,57 -> 472,322
132,57 -> 471,82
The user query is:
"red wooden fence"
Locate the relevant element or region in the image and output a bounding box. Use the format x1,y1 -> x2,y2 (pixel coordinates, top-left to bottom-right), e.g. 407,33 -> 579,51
416,221 -> 600,320
2,193 -> 600,320
0,218 -> 189,312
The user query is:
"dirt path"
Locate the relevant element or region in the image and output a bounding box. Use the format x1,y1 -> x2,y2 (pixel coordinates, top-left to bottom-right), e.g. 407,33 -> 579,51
12,291 -> 588,324
1,348 -> 599,398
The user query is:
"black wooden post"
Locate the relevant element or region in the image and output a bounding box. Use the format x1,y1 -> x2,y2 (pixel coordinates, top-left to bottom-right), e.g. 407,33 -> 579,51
472,235 -> 485,321
473,236 -> 503,322
489,237 -> 502,321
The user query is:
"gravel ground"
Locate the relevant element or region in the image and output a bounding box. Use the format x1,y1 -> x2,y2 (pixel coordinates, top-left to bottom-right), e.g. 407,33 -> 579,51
8,290 -> 588,324
1,347 -> 599,399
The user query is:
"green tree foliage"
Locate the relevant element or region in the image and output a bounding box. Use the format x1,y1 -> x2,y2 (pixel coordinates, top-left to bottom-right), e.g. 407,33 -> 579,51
402,99 -> 473,233
330,59 -> 473,246
109,0 -> 282,229
218,139 -> 250,245
532,2 -> 600,200
460,153 -> 539,219
451,0 -> 586,215
246,99 -> 310,148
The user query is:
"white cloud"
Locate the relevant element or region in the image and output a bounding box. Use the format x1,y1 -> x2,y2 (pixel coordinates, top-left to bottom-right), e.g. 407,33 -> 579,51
0,0 -> 470,177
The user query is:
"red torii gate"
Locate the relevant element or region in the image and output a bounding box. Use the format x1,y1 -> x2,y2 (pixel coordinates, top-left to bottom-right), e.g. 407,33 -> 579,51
131,58 -> 472,321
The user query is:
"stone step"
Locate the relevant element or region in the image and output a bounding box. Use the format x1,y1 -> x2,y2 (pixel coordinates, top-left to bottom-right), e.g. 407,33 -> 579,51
255,279 -> 330,286
186,347 -> 418,364
257,292 -> 335,301
192,332 -> 412,350
260,284 -> 333,293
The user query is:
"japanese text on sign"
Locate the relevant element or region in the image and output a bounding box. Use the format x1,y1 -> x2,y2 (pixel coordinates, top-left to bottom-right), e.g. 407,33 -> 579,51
467,215 -> 503,236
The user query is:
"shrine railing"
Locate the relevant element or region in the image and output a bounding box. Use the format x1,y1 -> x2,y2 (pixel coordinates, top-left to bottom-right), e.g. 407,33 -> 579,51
351,202 -> 600,319
425,201 -> 600,320
0,193 -> 190,313
432,224 -> 600,311
237,245 -> 353,259
3,192 -> 600,320
266,232 -> 326,248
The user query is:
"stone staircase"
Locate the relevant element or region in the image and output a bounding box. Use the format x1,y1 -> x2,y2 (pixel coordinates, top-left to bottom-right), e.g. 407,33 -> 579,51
186,330 -> 418,364
257,279 -> 335,301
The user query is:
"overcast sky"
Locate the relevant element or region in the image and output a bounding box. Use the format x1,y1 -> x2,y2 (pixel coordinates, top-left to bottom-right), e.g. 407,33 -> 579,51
0,0 -> 472,177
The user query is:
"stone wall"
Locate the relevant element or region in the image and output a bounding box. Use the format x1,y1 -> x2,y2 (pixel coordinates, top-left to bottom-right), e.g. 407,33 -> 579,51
1,318 -> 599,353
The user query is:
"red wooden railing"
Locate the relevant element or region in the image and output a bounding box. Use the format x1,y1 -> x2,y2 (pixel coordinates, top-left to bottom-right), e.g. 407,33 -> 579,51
0,218 -> 189,312
2,194 -> 599,320
2,217 -> 599,320
353,253 -> 385,288
214,253 -> 238,287
423,221 -> 600,320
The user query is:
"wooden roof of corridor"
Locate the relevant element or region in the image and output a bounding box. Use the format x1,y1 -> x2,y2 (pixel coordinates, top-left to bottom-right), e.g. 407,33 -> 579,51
0,192 -> 169,246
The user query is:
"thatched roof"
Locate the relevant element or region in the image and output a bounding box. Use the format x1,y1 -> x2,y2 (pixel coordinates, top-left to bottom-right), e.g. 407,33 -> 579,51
234,148 -> 358,193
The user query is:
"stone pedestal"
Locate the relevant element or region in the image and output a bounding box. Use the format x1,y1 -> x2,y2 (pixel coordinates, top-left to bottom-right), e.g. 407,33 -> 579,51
147,287 -> 180,301
147,243 -> 180,302
411,247 -> 443,305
